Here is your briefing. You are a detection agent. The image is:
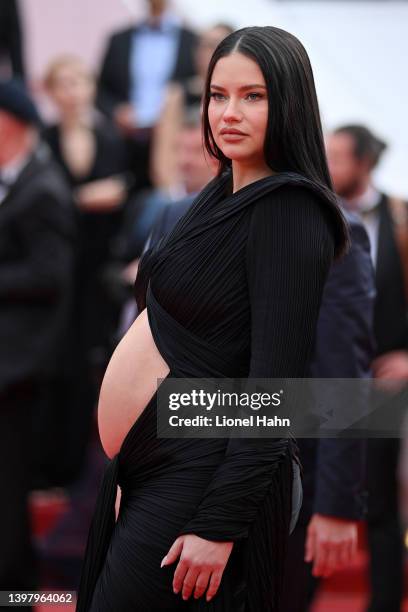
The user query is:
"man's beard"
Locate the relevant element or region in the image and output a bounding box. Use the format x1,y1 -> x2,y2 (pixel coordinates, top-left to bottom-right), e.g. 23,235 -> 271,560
335,176 -> 363,201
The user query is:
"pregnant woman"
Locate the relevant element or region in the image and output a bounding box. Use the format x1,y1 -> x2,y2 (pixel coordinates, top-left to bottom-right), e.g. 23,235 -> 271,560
76,26 -> 348,612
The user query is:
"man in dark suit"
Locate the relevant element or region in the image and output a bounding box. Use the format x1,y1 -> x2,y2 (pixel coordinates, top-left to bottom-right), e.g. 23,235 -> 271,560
327,124 -> 408,612
281,209 -> 375,611
97,0 -> 197,186
0,0 -> 25,80
0,80 -> 73,599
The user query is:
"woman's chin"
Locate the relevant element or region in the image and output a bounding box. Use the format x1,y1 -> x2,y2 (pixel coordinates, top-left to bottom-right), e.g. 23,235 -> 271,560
220,148 -> 253,163
222,151 -> 261,166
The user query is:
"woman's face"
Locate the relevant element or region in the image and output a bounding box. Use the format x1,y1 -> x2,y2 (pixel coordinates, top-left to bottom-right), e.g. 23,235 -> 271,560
47,62 -> 95,116
208,52 -> 268,167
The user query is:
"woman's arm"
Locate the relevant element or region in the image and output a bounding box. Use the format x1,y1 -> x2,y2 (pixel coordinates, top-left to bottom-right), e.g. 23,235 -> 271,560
178,186 -> 335,539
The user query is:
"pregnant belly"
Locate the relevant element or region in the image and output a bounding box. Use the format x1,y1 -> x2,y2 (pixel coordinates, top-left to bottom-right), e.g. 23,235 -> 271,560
98,309 -> 170,459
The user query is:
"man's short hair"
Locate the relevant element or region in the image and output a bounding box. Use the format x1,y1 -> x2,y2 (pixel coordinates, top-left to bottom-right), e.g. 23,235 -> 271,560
334,124 -> 387,169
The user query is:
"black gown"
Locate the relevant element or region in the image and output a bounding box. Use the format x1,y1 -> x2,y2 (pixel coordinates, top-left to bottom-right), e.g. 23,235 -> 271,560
42,121 -> 131,482
43,120 -> 130,359
76,171 -> 343,611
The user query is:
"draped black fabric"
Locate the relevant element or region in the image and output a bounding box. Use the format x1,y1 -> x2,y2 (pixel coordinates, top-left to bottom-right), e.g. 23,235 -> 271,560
76,171 -> 342,611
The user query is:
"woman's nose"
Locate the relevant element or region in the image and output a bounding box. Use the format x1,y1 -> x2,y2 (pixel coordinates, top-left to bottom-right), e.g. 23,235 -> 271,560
222,98 -> 242,123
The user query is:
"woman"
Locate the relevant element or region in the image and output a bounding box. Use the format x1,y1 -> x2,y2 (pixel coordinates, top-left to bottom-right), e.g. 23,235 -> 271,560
43,55 -> 130,208
42,56 -> 132,477
76,27 -> 348,611
43,55 -> 132,365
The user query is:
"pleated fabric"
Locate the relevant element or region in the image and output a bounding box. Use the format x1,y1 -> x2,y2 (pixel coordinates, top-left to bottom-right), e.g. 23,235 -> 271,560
76,171 -> 344,611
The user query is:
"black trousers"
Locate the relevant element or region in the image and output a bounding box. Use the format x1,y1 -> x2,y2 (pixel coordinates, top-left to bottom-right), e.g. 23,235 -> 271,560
366,438 -> 404,612
0,382 -> 38,610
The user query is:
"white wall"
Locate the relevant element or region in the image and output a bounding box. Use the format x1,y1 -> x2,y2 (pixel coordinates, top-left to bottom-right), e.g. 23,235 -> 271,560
21,0 -> 408,196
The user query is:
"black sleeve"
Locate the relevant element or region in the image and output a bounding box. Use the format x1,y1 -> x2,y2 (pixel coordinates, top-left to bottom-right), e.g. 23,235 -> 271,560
0,190 -> 74,302
178,186 -> 335,541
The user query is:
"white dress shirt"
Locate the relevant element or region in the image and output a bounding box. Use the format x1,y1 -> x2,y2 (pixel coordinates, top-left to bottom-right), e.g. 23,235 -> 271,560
130,12 -> 181,128
347,184 -> 382,268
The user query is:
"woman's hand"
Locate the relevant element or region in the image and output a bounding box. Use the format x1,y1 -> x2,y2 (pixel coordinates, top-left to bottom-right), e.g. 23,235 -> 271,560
114,103 -> 137,135
75,177 -> 127,211
161,534 -> 233,602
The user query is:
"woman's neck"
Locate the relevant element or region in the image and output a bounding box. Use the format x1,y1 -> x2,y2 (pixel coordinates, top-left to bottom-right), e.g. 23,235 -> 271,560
231,161 -> 275,193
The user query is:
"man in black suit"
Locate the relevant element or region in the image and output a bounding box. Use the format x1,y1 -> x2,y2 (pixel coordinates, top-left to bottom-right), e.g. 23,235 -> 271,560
0,0 -> 25,80
97,0 -> 197,186
327,124 -> 408,612
0,80 -> 73,599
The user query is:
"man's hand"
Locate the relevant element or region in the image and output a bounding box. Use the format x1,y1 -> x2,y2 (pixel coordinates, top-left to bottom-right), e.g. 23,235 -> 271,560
372,350 -> 408,380
305,514 -> 358,578
161,534 -> 233,602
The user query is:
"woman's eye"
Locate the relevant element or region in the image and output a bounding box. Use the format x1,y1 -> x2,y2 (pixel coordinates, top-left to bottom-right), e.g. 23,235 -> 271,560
210,92 -> 226,101
246,92 -> 262,101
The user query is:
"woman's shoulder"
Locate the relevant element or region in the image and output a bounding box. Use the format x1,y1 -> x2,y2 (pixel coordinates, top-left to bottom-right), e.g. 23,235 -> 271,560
256,180 -> 326,205
252,180 -> 348,256
252,182 -> 333,225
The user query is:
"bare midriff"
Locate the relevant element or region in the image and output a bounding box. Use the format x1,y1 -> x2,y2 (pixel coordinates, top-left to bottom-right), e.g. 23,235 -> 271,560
98,309 -> 170,459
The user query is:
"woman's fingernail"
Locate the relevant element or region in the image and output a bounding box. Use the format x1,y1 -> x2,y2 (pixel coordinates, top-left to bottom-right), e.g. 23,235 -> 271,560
160,556 -> 167,568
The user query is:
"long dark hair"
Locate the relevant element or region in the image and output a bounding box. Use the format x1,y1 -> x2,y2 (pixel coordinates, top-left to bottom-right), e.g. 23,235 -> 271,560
202,26 -> 349,256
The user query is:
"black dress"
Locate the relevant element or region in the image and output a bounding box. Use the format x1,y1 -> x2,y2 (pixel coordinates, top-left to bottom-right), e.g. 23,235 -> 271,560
43,119 -> 130,359
76,171 -> 342,611
42,121 -> 130,481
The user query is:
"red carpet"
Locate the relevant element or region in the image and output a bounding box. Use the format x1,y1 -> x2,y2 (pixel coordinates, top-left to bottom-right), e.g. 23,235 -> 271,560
311,546 -> 408,611
31,494 -> 408,611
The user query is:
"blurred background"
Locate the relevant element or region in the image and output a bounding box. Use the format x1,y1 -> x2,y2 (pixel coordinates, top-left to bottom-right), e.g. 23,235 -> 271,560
1,1 -> 408,611
22,0 -> 408,198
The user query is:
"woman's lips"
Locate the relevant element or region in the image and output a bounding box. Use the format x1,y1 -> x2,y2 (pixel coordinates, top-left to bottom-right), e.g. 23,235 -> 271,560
220,130 -> 247,141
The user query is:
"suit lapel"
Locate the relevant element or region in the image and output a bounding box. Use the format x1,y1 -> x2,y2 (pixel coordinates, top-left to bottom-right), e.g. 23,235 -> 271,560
123,28 -> 134,100
172,28 -> 186,80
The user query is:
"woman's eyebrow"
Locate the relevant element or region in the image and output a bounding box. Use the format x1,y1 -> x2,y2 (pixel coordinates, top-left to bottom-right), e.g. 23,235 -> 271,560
210,84 -> 267,91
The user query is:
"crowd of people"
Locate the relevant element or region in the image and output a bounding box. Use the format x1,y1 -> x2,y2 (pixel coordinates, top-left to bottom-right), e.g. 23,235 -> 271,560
0,1 -> 408,611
